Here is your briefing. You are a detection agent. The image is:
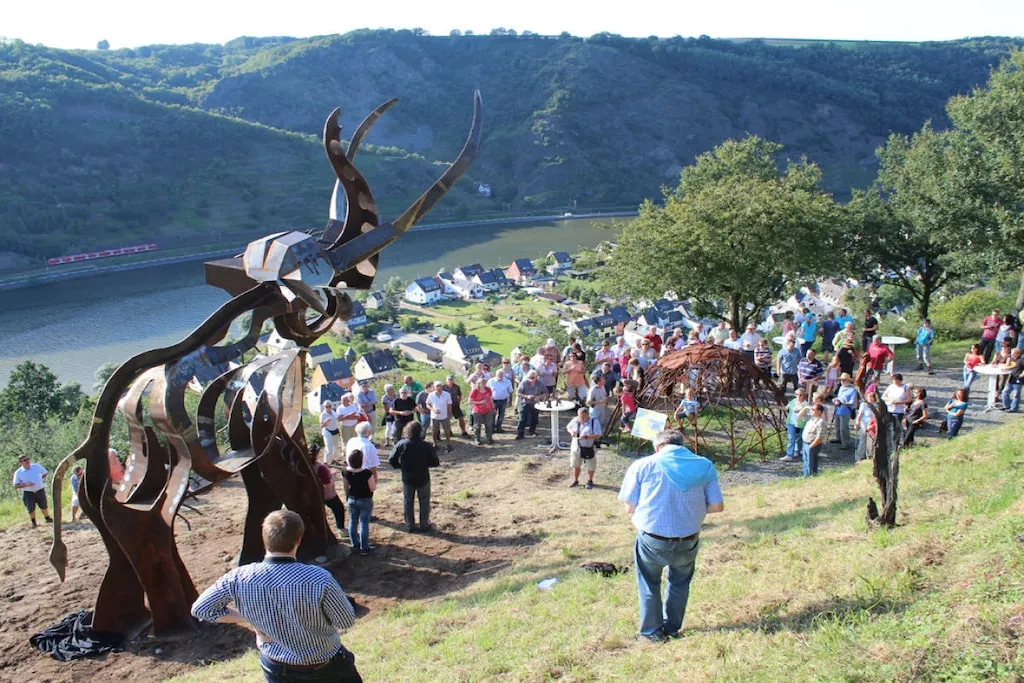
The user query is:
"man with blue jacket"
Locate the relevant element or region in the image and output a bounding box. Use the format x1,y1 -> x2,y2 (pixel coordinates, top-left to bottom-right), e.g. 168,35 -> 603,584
618,430 -> 724,642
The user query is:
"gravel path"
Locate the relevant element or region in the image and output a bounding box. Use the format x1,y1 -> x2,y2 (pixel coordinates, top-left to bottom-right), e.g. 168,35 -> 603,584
719,358 -> 1020,487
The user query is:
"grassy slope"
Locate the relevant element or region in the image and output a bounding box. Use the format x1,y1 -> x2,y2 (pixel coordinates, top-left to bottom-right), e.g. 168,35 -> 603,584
170,420 -> 1023,682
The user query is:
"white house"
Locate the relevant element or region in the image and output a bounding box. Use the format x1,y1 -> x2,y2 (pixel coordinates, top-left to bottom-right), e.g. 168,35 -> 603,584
453,264 -> 485,280
472,269 -> 500,292
442,334 -> 484,365
365,291 -> 386,310
404,277 -> 443,304
306,343 -> 334,369
347,301 -> 367,328
266,329 -> 298,355
546,251 -> 573,274
353,349 -> 400,381
450,278 -> 485,300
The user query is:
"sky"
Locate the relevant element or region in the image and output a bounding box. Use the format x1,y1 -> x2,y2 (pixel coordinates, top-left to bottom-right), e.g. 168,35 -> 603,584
4,0 -> 1023,49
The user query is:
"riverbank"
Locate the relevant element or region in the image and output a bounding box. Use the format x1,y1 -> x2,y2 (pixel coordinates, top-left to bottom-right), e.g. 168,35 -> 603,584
0,211 -> 634,293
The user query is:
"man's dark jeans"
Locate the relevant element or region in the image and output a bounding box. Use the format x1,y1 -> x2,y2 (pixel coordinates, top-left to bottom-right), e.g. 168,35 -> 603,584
260,648 -> 362,682
979,337 -> 996,363
517,401 -> 538,436
634,532 -> 699,638
493,398 -> 508,429
403,480 -> 431,528
324,496 -> 345,531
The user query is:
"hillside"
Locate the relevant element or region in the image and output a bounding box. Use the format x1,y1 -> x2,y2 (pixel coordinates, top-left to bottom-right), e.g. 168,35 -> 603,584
1,32 -> 1022,262
168,421 -> 1019,681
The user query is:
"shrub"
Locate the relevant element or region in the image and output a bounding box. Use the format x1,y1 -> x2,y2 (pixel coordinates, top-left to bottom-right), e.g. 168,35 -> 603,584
480,312 -> 498,324
929,289 -> 1016,340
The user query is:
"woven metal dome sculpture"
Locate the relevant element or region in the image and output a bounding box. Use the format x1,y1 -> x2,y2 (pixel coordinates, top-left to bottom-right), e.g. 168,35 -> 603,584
616,344 -> 787,467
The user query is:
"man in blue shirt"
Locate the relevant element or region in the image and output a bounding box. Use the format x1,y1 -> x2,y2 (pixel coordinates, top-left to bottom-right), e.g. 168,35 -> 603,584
834,308 -> 855,331
820,312 -> 840,363
618,430 -> 724,641
776,339 -> 802,394
831,373 -> 858,449
915,318 -> 935,374
798,314 -> 818,356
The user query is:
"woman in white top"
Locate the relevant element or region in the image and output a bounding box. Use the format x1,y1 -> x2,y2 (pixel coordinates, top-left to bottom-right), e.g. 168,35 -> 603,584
335,393 -> 363,445
320,401 -> 340,463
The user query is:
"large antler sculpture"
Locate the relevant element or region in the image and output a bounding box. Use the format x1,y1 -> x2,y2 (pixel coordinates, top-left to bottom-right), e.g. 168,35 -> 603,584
47,92 -> 483,638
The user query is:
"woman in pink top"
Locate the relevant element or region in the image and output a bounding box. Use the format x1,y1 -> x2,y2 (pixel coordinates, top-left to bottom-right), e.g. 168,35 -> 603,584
562,353 -> 588,405
962,343 -> 985,389
469,378 -> 495,445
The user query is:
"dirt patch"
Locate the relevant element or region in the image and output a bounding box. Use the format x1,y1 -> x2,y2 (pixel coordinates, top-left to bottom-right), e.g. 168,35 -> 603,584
0,425 -> 559,682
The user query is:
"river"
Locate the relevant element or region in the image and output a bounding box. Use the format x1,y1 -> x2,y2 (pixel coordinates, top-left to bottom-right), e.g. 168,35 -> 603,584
0,217 -> 620,388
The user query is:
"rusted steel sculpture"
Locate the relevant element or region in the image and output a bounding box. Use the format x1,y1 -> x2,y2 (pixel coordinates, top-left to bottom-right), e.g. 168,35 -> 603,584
854,353 -> 901,527
47,93 -> 483,638
608,345 -> 786,467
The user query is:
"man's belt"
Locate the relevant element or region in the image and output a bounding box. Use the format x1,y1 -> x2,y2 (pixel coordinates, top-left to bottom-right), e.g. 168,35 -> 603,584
268,647 -> 347,671
643,531 -> 698,543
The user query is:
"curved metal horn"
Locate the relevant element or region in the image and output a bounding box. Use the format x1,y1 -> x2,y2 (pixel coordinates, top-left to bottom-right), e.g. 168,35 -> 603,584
320,109 -> 380,249
348,98 -> 398,160
392,89 -> 483,234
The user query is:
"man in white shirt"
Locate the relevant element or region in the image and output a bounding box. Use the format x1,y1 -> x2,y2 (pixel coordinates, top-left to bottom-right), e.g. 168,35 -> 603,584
344,421 -> 380,472
12,456 -> 51,528
881,373 -> 912,443
487,370 -> 513,432
426,383 -> 454,452
594,339 -> 616,367
739,324 -> 762,359
723,330 -> 743,351
611,337 -> 630,363
567,407 -> 602,489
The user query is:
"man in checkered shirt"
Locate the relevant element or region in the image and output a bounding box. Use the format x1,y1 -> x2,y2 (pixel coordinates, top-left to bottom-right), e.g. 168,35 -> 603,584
192,510 -> 361,682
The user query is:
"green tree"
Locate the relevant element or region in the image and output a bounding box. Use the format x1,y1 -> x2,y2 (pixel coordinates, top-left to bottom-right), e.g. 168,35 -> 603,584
948,48 -> 1024,312
607,136 -> 839,330
0,361 -> 85,423
399,315 -> 422,332
93,362 -> 119,394
850,125 -> 995,319
450,321 -> 468,337
480,312 -> 498,324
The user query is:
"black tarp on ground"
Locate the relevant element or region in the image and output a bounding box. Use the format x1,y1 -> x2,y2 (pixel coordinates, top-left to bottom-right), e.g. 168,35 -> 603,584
29,610 -> 125,661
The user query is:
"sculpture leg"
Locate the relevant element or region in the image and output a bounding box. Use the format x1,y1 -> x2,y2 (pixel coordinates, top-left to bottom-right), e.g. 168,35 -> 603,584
78,485 -> 151,634
100,492 -> 197,636
239,462 -> 282,565
258,439 -> 330,562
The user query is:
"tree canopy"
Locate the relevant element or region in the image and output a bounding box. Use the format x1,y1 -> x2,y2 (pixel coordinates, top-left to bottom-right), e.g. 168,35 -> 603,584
607,136 -> 841,329
947,48 -> 1024,310
849,124 -> 997,319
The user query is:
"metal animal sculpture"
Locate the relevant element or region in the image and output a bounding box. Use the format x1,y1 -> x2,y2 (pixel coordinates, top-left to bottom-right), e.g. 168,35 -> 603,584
48,93 -> 483,637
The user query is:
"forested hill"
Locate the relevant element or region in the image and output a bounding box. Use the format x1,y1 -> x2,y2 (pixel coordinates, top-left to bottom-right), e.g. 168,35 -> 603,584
1,32 -> 1021,263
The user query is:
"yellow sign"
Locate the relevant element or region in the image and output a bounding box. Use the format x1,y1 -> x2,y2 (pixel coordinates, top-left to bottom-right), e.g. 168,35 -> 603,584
630,408 -> 667,441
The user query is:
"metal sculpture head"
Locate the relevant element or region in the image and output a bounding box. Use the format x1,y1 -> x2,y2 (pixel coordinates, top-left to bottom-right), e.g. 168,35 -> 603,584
207,91 -> 483,326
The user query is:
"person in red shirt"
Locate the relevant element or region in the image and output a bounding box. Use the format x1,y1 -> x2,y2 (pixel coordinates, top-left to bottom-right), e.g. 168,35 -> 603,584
644,326 -> 663,354
308,445 -> 345,533
468,378 -> 495,445
617,381 -> 639,432
866,335 -> 894,378
979,309 -> 1002,362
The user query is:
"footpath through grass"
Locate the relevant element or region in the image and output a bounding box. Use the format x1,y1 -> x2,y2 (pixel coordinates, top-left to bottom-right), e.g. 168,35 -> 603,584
172,420 -> 1024,682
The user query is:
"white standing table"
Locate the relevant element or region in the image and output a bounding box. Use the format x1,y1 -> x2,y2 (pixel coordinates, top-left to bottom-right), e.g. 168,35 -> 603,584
974,364 -> 1012,412
535,400 -> 577,453
880,336 -> 910,376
